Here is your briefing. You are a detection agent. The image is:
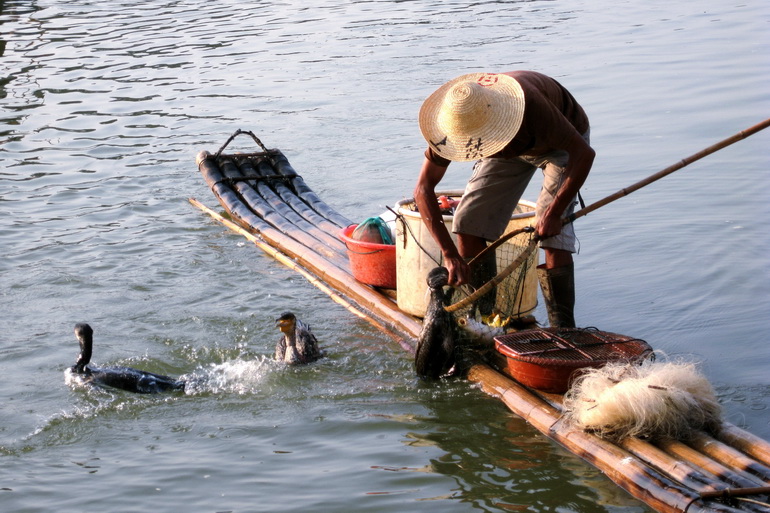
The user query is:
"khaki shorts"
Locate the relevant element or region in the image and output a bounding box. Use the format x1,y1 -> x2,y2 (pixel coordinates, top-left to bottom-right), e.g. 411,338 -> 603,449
453,130 -> 590,253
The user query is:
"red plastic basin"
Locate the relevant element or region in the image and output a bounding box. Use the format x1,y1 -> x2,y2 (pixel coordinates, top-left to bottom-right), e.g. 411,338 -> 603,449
339,224 -> 397,289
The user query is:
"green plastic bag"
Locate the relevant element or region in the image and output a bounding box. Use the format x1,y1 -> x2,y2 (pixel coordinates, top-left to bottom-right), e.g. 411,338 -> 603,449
352,217 -> 394,245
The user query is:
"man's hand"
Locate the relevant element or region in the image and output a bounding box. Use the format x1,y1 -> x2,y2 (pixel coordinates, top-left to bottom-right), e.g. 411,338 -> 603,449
537,132 -> 594,240
535,210 -> 564,240
443,254 -> 471,287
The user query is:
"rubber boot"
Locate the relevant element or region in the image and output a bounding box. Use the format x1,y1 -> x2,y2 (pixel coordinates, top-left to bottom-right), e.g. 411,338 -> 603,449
537,263 -> 576,328
470,250 -> 497,317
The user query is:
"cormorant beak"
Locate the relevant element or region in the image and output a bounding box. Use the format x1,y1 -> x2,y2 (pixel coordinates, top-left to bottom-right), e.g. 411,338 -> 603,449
275,317 -> 295,334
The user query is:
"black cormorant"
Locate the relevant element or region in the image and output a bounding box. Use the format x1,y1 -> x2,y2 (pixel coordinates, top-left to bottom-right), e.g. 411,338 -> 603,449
68,323 -> 185,393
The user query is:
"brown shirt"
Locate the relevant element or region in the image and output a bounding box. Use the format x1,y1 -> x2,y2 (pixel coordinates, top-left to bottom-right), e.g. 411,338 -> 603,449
425,71 -> 589,167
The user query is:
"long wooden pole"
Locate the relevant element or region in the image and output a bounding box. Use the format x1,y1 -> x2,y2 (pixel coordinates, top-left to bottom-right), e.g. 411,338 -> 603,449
567,117 -> 770,224
447,117 -> 770,311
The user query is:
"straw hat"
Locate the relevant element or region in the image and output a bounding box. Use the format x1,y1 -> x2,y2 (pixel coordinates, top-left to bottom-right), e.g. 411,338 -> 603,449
419,73 -> 525,162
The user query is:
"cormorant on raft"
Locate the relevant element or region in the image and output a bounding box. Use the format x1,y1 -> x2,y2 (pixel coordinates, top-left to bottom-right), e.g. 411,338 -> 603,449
67,323 -> 186,394
274,312 -> 323,365
415,267 -> 459,379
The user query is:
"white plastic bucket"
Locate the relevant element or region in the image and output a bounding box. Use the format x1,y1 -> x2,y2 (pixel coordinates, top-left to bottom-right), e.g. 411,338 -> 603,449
395,192 -> 539,318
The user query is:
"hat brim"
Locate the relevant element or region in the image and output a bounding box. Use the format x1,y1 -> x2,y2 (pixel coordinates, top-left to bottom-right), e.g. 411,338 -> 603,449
419,73 -> 525,162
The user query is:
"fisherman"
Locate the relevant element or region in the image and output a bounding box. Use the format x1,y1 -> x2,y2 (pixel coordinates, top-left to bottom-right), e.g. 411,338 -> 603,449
414,71 -> 594,328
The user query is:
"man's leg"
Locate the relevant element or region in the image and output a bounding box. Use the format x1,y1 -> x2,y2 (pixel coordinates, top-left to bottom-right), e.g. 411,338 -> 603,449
538,248 -> 575,328
457,233 -> 497,316
531,134 -> 588,329
457,233 -> 487,258
453,158 -> 537,317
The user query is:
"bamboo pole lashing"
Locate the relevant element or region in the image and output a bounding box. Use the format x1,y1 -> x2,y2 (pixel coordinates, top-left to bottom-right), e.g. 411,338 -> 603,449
269,150 -> 353,229
684,488 -> 770,513
219,158 -> 348,267
235,157 -> 347,254
242,155 -> 343,238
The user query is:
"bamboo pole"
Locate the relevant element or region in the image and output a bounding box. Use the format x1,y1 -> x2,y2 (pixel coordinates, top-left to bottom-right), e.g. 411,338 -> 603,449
688,433 -> 770,483
658,439 -> 768,490
567,117 -> 770,224
446,117 -> 770,311
719,423 -> 770,469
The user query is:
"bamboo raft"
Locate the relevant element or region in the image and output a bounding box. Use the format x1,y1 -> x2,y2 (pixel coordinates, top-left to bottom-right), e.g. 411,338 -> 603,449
191,130 -> 770,513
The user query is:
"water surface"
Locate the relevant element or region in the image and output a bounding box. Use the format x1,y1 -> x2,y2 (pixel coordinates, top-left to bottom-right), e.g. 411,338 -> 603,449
1,1 -> 768,511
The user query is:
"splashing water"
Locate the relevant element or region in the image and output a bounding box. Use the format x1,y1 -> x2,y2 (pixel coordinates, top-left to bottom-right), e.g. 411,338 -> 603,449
181,356 -> 275,395
63,354 -> 280,397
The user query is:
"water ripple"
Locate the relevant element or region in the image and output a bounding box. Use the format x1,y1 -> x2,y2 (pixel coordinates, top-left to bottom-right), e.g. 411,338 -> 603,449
1,1 -> 768,511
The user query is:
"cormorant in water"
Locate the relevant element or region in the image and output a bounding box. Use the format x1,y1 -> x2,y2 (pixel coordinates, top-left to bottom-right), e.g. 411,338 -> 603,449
415,266 -> 458,379
274,312 -> 322,365
68,323 -> 185,394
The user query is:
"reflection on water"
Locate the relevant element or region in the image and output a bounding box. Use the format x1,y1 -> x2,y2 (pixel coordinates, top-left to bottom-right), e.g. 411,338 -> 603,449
405,383 -> 650,511
1,0 -> 768,511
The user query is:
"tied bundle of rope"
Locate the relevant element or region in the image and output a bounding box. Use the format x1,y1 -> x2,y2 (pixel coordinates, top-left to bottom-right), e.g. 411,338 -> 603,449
562,356 -> 723,441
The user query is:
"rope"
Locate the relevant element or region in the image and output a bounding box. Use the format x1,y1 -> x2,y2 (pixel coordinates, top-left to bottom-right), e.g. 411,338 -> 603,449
214,129 -> 271,159
683,486 -> 770,513
387,205 -> 442,267
212,174 -> 293,188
